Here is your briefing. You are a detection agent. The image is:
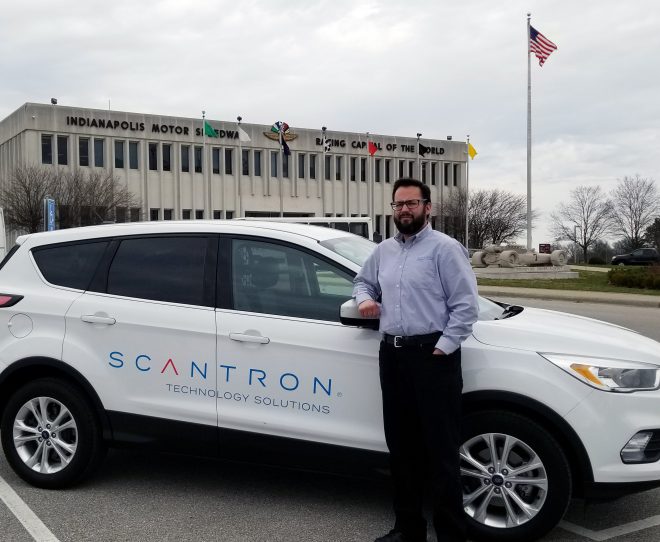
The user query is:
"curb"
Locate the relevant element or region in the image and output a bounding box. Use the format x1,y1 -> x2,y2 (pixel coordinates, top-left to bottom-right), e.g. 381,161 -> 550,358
478,286 -> 660,308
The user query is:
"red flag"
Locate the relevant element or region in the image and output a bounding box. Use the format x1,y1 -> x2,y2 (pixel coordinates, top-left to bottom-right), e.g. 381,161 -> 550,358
368,141 -> 377,156
530,26 -> 557,67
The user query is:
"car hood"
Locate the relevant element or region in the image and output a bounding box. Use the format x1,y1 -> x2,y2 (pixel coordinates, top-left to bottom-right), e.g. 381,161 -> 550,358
472,306 -> 660,364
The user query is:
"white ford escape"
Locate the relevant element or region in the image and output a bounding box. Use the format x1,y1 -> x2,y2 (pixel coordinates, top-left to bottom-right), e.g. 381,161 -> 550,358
1,220 -> 660,542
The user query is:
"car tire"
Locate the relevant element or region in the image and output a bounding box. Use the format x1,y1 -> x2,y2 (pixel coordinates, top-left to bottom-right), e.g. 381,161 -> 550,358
461,411 -> 571,542
0,378 -> 106,489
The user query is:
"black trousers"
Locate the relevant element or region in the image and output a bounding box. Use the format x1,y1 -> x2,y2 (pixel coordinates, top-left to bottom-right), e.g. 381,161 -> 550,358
379,341 -> 466,542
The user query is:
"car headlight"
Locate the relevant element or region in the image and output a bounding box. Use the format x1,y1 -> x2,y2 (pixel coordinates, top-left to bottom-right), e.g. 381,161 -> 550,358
541,353 -> 660,393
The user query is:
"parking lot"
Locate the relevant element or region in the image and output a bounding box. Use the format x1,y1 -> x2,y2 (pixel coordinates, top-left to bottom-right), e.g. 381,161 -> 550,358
2,298 -> 660,541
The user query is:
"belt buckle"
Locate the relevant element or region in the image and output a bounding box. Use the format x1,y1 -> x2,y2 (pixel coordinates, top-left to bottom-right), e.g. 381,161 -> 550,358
393,335 -> 404,348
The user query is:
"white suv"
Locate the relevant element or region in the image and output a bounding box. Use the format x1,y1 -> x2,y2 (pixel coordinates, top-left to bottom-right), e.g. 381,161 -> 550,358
1,220 -> 660,542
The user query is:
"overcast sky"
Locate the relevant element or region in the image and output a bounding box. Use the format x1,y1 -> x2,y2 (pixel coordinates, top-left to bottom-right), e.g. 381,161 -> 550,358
1,0 -> 658,247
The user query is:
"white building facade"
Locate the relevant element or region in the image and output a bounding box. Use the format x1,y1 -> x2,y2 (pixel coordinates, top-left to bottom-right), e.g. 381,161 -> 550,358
0,103 -> 467,238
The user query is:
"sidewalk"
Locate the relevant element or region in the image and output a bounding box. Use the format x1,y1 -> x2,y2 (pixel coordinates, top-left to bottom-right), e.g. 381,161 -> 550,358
478,285 -> 660,308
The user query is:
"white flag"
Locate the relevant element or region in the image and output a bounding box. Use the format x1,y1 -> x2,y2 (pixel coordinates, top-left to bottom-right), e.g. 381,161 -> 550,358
237,126 -> 251,142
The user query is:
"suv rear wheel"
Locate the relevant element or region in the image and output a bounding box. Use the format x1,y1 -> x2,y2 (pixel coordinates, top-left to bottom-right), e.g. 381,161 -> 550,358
461,411 -> 572,542
1,378 -> 105,488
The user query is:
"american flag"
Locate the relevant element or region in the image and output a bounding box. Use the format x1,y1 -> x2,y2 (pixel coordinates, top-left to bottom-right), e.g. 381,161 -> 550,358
530,26 -> 557,66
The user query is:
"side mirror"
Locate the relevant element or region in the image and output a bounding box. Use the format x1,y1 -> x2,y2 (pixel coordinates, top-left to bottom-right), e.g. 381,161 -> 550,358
339,299 -> 379,330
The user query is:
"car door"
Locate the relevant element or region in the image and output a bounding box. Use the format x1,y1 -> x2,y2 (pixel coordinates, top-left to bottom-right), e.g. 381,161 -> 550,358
63,234 -> 218,431
215,236 -> 385,451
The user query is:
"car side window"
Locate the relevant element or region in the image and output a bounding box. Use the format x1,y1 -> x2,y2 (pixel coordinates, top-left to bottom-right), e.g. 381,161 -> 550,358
231,239 -> 354,321
632,249 -> 643,256
107,236 -> 208,305
32,241 -> 109,290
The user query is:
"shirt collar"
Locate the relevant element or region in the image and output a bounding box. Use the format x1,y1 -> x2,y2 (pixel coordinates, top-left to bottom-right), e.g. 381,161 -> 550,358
395,223 -> 432,245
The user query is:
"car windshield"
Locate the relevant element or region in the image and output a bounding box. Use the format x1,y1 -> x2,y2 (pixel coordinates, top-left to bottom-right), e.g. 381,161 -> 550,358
320,235 -> 376,267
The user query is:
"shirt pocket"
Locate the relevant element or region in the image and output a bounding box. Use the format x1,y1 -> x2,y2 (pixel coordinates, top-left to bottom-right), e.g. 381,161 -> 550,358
408,258 -> 438,290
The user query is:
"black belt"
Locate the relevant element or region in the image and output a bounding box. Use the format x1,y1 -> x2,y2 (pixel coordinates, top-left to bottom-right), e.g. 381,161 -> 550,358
383,332 -> 442,348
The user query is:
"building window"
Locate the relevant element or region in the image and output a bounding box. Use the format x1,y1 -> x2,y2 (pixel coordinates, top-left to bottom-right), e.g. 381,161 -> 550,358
225,211 -> 234,219
41,134 -> 53,165
130,207 -> 141,222
181,145 -> 190,173
242,149 -> 249,175
213,210 -> 222,219
148,143 -> 158,171
283,153 -> 289,178
57,136 -> 68,165
350,157 -> 356,181
94,138 -> 104,167
298,153 -> 305,179
309,154 -> 316,179
195,209 -> 204,219
335,156 -> 342,180
164,209 -> 173,220
194,146 -> 203,173
444,163 -> 450,186
453,163 -> 460,186
212,148 -> 220,174
431,162 -> 437,185
421,162 -> 427,183
150,208 -> 160,221
385,159 -> 391,183
408,161 -> 414,178
162,144 -> 171,172
254,150 -> 262,176
254,151 -> 261,177
325,155 -> 331,180
129,141 -> 139,169
271,152 -> 278,177
375,158 -> 381,182
361,157 -> 366,182
115,207 -> 127,223
225,149 -> 233,175
79,138 -> 89,167
182,209 -> 191,220
397,160 -> 403,179
115,140 -> 125,168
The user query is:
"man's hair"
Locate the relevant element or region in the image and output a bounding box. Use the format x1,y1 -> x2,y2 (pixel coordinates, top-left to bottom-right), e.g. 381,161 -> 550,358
392,178 -> 431,203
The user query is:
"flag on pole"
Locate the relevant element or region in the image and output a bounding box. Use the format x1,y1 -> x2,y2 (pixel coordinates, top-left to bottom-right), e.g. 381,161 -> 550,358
530,26 -> 557,66
368,141 -> 378,156
468,142 -> 478,159
418,143 -> 430,157
271,121 -> 291,155
237,126 -> 251,142
204,120 -> 218,138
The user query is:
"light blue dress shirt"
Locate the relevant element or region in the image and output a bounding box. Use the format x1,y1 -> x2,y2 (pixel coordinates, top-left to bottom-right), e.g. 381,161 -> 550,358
353,224 -> 479,354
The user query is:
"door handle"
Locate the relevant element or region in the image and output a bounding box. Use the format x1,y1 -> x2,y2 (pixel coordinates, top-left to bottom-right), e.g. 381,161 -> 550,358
81,314 -> 116,325
228,333 -> 270,344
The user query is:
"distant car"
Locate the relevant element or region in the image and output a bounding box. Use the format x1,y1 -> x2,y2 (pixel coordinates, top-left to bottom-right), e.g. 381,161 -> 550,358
611,248 -> 659,266
2,221 -> 660,542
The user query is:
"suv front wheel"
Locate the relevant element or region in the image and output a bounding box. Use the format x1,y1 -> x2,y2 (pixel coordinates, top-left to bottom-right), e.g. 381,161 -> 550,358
1,378 -> 105,488
461,411 -> 572,542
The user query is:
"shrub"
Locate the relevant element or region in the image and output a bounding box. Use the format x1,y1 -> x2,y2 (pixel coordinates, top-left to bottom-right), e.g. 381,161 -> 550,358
588,257 -> 606,265
608,266 -> 660,289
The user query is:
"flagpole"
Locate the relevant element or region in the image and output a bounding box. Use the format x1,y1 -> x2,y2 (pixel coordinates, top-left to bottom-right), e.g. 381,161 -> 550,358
201,110 -> 206,221
321,127 -> 327,217
466,135 -> 470,249
416,133 -> 421,180
237,116 -> 243,217
526,12 -> 533,250
279,136 -> 284,217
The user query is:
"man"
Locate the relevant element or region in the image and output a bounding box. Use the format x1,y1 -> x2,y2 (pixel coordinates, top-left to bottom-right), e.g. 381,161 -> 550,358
353,178 -> 479,542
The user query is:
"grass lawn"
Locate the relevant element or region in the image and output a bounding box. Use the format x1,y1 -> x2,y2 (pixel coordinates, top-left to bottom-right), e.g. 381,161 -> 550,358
477,270 -> 660,296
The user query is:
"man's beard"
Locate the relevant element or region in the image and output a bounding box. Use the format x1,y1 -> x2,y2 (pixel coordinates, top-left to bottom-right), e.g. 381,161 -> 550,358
394,212 -> 427,235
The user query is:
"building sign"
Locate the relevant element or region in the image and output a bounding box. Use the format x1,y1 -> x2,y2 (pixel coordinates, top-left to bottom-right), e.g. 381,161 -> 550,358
43,198 -> 56,232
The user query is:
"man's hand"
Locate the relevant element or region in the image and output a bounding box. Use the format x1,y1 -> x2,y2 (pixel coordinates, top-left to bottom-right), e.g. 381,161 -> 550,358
432,348 -> 446,356
358,300 -> 381,318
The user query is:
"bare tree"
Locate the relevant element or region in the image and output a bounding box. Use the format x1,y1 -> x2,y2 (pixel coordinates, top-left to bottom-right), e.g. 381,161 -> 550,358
0,166 -> 60,233
0,166 -> 139,233
611,175 -> 659,250
550,185 -> 614,263
443,188 -> 535,248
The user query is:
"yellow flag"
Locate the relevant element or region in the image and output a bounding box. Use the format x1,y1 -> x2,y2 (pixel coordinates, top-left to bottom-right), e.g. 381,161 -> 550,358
468,142 -> 478,160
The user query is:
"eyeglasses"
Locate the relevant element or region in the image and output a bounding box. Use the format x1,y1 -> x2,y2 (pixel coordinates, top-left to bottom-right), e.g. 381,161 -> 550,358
390,199 -> 428,211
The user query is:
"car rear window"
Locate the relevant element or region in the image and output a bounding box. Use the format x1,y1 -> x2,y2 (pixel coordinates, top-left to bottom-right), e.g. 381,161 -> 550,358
32,241 -> 109,290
